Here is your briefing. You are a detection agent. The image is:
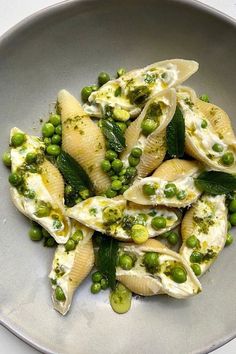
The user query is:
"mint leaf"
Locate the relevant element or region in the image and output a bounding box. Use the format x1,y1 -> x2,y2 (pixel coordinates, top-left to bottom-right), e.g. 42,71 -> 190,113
101,119 -> 126,152
166,106 -> 185,157
57,150 -> 93,193
97,237 -> 118,290
194,171 -> 236,195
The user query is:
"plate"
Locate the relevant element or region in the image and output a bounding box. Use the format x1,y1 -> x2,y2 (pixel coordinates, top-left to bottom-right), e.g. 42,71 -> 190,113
0,1 -> 236,353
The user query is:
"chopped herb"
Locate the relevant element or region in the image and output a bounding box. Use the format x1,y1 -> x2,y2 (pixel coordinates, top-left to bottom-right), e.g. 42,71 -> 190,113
89,208 -> 97,216
144,73 -> 157,84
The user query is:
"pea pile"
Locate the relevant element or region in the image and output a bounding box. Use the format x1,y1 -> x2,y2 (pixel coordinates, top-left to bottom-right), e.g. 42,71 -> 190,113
28,223 -> 56,247
143,181 -> 187,201
41,113 -> 62,157
90,271 -> 109,294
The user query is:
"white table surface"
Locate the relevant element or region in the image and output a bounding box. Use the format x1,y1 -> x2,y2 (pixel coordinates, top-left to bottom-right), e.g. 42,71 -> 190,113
0,0 -> 236,353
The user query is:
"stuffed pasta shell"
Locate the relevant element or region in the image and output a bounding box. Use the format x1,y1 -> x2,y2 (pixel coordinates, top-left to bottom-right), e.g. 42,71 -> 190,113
120,89 -> 176,178
58,89 -> 110,194
124,159 -> 202,207
180,194 -> 227,276
177,86 -> 236,173
66,196 -> 182,242
9,128 -> 71,244
83,59 -> 198,118
116,239 -> 201,298
49,221 -> 94,315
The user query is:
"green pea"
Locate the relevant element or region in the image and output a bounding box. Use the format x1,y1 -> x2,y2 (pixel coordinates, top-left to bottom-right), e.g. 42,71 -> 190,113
55,286 -> 66,301
119,175 -> 126,184
199,94 -> 210,103
8,172 -> 23,186
105,150 -> 118,161
106,188 -> 117,198
81,86 -> 93,101
126,166 -> 137,178
201,119 -> 208,128
171,266 -> 187,283
117,68 -> 126,77
71,230 -> 83,243
51,134 -> 61,145
164,183 -> 177,198
79,188 -> 90,200
161,231 -> 171,239
142,184 -> 156,196
221,152 -> 234,166
143,252 -> 159,269
42,122 -> 55,137
103,206 -> 122,224
44,237 -> 56,247
225,233 -> 233,246
141,119 -> 158,136
11,133 -> 26,147
2,151 -> 11,167
128,155 -> 140,167
49,114 -> 61,127
190,251 -> 203,263
186,235 -> 198,248
35,201 -> 51,218
101,159 -> 111,172
65,239 -> 76,252
29,226 -> 43,241
111,175 -> 119,181
117,122 -> 127,133
44,137 -> 51,146
46,144 -> 61,156
65,185 -> 73,195
55,124 -> 62,135
131,147 -> 142,158
151,216 -> 166,229
101,278 -> 109,290
98,72 -> 110,86
131,224 -> 148,244
112,159 -> 123,172
191,263 -> 202,276
229,212 -> 236,226
24,189 -> 36,199
212,143 -> 223,152
228,221 -> 232,230
119,254 -> 133,270
119,168 -> 127,176
42,228 -> 50,238
176,190 -> 187,200
229,199 -> 236,213
26,152 -> 37,164
167,232 -> 179,246
111,180 -> 122,191
92,271 -> 103,283
91,282 -> 101,294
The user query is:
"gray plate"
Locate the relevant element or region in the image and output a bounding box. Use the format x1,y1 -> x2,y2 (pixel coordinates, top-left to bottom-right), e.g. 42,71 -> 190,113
0,0 -> 236,353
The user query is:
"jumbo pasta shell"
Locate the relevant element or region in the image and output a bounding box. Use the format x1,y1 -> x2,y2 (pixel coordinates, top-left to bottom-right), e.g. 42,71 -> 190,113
58,90 -> 110,194
124,159 -> 202,207
66,196 -> 182,241
83,59 -> 198,118
180,194 -> 227,276
117,239 -> 201,298
9,128 -> 71,244
49,222 -> 94,315
177,87 -> 236,173
121,89 -> 176,178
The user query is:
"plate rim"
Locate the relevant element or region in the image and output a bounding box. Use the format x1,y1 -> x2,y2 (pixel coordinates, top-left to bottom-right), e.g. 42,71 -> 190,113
0,0 -> 236,353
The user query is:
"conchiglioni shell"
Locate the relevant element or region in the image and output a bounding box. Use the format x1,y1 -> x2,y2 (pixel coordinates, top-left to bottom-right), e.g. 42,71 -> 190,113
9,128 -> 70,244
124,159 -> 202,207
66,197 -> 182,241
51,222 -> 94,315
180,194 -> 227,276
83,59 -> 199,118
58,89 -> 110,194
178,87 -> 236,173
121,89 -> 176,178
117,239 -> 201,298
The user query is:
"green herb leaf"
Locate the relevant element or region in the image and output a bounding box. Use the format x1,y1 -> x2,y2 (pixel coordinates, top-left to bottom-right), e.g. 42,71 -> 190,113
97,237 -> 119,290
101,119 -> 126,152
166,106 -> 185,158
194,171 -> 236,195
57,150 -> 93,194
